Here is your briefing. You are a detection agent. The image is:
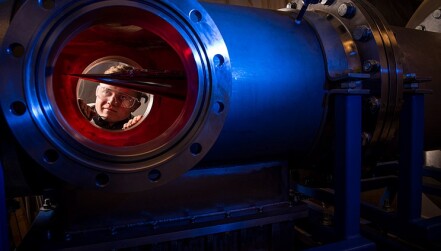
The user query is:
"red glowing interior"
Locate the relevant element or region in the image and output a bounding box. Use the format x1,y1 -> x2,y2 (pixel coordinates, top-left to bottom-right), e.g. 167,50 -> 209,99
52,7 -> 198,147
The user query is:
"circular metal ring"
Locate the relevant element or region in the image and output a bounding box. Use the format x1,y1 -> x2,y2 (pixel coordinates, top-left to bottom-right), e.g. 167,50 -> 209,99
0,0 -> 231,192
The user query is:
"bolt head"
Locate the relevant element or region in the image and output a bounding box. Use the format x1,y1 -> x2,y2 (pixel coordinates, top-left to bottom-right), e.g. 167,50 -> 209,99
353,25 -> 372,41
363,60 -> 379,72
415,25 -> 426,31
286,1 -> 297,9
338,3 -> 356,18
320,0 -> 335,5
433,9 -> 441,19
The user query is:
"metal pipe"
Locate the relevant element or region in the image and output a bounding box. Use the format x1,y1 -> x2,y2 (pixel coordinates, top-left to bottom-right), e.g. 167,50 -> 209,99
200,2 -> 326,163
0,0 -> 440,193
0,162 -> 9,251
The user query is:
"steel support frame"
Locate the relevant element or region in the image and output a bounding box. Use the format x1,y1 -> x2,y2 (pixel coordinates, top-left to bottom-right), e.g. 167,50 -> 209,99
17,204 -> 308,251
1,162 -> 9,251
306,90 -> 375,250
396,90 -> 441,243
333,93 -> 363,240
397,92 -> 425,222
360,89 -> 441,247
296,89 -> 441,247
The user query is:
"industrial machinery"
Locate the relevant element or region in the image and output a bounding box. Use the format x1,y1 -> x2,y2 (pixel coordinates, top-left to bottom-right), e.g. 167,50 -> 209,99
0,0 -> 440,250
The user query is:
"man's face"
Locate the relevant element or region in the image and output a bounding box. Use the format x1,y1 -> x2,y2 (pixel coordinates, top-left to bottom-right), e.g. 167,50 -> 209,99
95,84 -> 139,123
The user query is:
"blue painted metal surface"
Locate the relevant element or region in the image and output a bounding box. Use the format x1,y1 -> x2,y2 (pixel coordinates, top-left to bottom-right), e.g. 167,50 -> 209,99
0,162 -> 9,251
398,93 -> 425,222
201,3 -> 326,163
333,93 -> 362,240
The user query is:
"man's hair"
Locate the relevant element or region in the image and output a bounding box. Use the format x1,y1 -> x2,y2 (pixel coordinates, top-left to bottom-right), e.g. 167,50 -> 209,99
104,63 -> 134,74
103,63 -> 144,100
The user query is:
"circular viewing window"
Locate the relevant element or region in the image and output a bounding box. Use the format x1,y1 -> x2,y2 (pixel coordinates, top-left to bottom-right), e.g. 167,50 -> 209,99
76,57 -> 154,131
50,7 -> 199,152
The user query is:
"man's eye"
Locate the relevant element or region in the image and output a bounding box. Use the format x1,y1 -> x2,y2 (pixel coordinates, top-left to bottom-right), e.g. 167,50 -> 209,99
103,89 -> 112,96
119,95 -> 130,101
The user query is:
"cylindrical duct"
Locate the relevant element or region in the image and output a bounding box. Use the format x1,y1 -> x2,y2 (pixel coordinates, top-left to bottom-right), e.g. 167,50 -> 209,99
1,0 -> 441,193
200,3 -> 326,163
0,0 -> 328,192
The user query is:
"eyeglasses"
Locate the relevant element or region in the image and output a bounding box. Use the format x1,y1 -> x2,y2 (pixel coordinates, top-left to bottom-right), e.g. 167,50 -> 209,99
97,86 -> 140,109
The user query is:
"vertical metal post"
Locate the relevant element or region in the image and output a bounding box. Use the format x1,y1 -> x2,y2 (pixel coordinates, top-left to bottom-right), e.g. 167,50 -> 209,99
398,93 -> 425,222
334,93 -> 362,240
0,162 -> 9,251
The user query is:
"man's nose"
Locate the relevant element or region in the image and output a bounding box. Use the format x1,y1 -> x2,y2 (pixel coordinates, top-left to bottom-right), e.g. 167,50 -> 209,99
107,94 -> 119,106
